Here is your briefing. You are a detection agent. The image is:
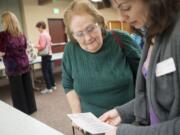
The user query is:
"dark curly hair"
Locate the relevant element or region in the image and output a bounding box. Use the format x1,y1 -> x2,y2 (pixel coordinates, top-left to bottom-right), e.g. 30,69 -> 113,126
144,0 -> 180,44
104,0 -> 180,44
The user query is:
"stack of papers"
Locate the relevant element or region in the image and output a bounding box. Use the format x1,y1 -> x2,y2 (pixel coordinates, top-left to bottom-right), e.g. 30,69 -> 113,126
67,112 -> 114,134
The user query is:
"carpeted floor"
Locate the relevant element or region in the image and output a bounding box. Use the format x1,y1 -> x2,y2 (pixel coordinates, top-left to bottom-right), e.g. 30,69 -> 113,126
0,74 -> 83,135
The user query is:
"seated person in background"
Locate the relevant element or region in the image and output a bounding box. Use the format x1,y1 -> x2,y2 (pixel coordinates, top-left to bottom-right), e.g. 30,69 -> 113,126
62,0 -> 141,122
100,0 -> 180,135
0,11 -> 37,114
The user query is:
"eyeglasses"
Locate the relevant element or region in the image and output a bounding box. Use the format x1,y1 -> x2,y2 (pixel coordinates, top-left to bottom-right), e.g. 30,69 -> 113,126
72,23 -> 98,39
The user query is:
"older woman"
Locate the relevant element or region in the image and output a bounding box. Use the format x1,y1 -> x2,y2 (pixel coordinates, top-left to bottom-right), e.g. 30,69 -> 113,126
62,0 -> 141,120
100,0 -> 180,135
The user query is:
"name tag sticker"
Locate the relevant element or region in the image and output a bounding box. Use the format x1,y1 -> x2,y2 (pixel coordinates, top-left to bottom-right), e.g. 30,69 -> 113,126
156,57 -> 176,77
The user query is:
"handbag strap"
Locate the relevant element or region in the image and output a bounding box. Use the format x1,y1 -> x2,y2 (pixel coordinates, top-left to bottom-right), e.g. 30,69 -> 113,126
111,30 -> 125,50
111,30 -> 138,84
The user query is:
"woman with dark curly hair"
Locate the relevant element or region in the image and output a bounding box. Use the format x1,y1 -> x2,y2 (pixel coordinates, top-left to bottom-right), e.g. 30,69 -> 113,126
100,0 -> 180,135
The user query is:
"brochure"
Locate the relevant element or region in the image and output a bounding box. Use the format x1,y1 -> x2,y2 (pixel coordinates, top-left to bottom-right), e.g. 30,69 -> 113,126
67,112 -> 114,134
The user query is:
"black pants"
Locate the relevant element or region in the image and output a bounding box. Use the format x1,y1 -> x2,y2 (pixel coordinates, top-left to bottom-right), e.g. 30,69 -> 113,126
41,55 -> 55,89
8,71 -> 37,114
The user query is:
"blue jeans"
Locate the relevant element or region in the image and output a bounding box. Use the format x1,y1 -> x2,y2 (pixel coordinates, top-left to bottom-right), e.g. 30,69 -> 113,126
41,55 -> 55,89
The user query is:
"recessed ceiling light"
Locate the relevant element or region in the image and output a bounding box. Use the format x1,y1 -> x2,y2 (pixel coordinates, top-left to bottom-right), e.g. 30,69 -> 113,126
91,0 -> 102,2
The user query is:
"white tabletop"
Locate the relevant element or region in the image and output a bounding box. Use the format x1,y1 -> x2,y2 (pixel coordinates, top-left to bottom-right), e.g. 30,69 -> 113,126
0,100 -> 64,135
31,52 -> 64,64
0,52 -> 64,70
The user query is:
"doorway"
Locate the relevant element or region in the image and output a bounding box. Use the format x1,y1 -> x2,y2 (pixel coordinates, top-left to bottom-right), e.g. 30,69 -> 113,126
48,18 -> 67,52
48,18 -> 67,67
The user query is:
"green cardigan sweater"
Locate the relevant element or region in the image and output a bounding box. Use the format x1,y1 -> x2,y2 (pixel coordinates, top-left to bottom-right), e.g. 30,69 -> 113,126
62,30 -> 141,117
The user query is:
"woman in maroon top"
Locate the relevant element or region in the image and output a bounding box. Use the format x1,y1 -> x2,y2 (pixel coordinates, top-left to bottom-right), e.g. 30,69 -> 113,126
0,11 -> 37,114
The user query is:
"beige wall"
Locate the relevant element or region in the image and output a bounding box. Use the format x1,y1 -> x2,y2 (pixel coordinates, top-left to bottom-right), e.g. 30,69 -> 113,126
99,8 -> 119,22
0,0 -> 23,31
21,0 -> 71,44
21,0 -> 119,44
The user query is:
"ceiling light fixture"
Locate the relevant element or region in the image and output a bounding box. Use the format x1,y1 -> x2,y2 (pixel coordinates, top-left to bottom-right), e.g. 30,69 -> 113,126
90,0 -> 102,2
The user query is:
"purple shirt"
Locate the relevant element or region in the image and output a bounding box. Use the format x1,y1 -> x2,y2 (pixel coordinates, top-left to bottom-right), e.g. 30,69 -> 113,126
142,45 -> 159,125
0,31 -> 29,76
